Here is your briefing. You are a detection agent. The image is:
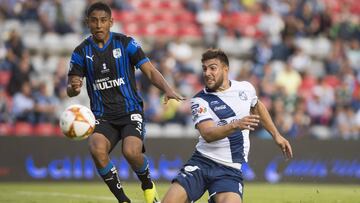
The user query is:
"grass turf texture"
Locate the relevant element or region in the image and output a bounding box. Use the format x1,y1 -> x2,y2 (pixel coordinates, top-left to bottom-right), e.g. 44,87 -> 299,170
0,182 -> 358,203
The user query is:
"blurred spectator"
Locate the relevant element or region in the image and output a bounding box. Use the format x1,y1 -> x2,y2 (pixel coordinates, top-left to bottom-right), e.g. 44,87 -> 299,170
5,29 -> 24,59
33,82 -> 59,124
334,105 -> 358,139
12,82 -> 35,123
0,86 -> 12,123
275,62 -> 302,97
252,38 -> 273,77
18,0 -> 39,21
53,57 -> 68,98
257,3 -> 284,43
7,51 -> 34,96
306,87 -> 332,125
289,98 -> 311,139
144,86 -> 163,123
289,47 -> 311,73
38,0 -> 74,34
271,35 -> 295,61
196,0 -> 221,47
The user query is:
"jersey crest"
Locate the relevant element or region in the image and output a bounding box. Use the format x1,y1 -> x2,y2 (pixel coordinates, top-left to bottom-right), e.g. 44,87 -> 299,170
113,48 -> 121,58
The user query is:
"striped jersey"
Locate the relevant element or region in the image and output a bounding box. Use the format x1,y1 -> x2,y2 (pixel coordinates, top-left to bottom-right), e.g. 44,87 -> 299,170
190,80 -> 258,170
68,32 -> 148,119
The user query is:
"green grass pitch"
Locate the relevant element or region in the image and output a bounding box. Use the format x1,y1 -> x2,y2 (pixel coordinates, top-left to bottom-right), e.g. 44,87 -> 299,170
0,182 -> 358,203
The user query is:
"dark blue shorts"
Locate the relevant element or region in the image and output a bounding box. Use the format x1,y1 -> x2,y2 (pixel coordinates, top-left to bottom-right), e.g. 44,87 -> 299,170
173,151 -> 244,203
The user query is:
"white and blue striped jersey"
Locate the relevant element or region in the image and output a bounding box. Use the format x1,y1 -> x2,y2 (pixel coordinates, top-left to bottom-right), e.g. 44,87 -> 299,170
190,80 -> 258,170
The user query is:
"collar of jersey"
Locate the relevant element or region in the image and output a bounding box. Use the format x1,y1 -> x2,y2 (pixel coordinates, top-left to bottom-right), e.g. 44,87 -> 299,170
205,80 -> 232,93
88,32 -> 113,52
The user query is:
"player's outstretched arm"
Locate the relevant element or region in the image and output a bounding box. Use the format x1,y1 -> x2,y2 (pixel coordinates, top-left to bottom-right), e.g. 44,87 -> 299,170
251,100 -> 293,159
197,115 -> 260,143
67,75 -> 82,97
140,62 -> 184,103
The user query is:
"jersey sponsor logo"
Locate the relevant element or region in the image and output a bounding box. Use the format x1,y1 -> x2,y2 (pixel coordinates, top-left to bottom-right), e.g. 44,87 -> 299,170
191,106 -> 207,117
112,48 -> 121,58
93,77 -> 125,90
210,100 -> 219,105
191,104 -> 199,110
239,91 -> 248,100
217,120 -> 228,126
86,55 -> 94,61
101,63 -> 110,74
213,105 -> 227,112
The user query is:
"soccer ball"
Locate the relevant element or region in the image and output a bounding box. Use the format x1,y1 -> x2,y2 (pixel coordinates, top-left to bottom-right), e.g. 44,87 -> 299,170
59,104 -> 96,140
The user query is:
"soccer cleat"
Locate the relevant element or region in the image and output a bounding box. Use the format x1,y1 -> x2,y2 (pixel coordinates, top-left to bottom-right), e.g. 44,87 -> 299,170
143,182 -> 160,203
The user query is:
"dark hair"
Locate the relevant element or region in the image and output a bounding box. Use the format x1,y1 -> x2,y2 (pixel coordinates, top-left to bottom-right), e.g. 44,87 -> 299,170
86,2 -> 112,17
201,49 -> 229,67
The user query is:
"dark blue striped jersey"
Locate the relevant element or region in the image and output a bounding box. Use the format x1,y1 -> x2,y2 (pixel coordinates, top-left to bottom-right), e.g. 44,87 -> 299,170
68,32 -> 149,119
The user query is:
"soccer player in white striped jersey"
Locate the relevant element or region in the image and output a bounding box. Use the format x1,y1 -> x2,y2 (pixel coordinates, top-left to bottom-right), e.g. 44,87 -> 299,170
162,49 -> 293,203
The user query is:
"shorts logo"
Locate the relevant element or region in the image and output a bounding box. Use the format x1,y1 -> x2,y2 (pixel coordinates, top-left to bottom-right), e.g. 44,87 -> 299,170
184,165 -> 200,172
130,114 -> 143,122
113,48 -> 122,58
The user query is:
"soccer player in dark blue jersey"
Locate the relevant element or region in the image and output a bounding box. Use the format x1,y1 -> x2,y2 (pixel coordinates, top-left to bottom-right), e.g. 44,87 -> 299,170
66,2 -> 183,203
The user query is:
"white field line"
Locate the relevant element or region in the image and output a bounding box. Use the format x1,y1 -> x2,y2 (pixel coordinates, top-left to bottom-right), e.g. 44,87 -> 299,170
16,191 -> 143,202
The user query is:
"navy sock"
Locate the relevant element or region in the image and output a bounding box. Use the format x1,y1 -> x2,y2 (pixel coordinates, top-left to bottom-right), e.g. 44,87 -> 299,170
98,162 -> 131,202
134,156 -> 152,190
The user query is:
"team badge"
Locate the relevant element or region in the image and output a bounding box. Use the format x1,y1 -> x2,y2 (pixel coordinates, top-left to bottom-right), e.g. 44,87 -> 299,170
239,91 -> 248,100
113,48 -> 122,58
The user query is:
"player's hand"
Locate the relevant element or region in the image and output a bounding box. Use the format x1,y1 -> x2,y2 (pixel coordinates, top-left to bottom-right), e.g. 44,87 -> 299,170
163,90 -> 185,104
274,135 -> 293,160
234,114 -> 260,131
70,77 -> 83,93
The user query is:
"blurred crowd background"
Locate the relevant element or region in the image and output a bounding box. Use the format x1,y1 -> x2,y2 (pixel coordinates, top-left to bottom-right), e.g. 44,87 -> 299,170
0,0 -> 359,140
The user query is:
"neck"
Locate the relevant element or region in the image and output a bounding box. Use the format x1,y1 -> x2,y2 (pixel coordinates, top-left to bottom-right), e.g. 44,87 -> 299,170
92,33 -> 110,48
216,80 -> 231,92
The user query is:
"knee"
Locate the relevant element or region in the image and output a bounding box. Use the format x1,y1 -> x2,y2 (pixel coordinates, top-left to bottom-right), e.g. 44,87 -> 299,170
88,135 -> 109,162
122,145 -> 141,161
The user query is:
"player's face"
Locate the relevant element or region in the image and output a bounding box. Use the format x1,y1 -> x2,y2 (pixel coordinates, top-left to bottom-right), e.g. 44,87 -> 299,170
202,58 -> 228,91
87,10 -> 113,42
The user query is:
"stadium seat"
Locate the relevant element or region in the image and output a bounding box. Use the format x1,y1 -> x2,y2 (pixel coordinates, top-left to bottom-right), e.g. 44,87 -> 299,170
122,23 -> 141,36
162,123 -> 183,138
159,1 -> 183,10
145,123 -> 163,138
178,24 -> 202,38
34,123 -> 56,136
13,122 -> 34,136
0,123 -> 13,136
174,11 -> 196,24
155,24 -> 178,38
54,125 -> 64,137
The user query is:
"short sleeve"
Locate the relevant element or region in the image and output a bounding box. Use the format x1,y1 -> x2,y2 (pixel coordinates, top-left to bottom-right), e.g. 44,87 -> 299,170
190,97 -> 212,127
244,81 -> 258,107
68,47 -> 85,77
126,37 -> 150,69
